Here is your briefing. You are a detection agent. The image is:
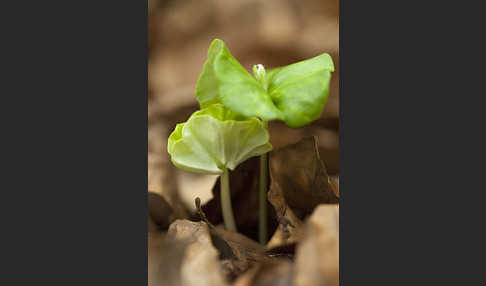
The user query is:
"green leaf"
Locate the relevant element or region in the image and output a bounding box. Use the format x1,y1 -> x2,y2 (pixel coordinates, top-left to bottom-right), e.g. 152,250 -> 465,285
195,39 -> 283,121
196,39 -> 334,128
192,102 -> 246,121
195,40 -> 225,109
266,53 -> 334,127
167,104 -> 272,174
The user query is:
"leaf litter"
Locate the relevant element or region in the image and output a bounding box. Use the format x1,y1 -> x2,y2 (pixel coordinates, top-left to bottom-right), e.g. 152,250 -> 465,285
148,137 -> 339,286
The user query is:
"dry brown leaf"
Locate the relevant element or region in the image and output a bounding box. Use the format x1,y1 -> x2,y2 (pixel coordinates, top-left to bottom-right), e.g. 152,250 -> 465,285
194,198 -> 276,281
268,136 -> 339,217
148,232 -> 186,286
293,204 -> 339,286
192,197 -> 299,283
267,136 -> 338,247
167,219 -> 228,286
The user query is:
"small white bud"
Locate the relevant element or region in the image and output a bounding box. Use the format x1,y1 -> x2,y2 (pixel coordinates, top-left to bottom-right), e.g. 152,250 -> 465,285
253,64 -> 266,84
255,64 -> 265,76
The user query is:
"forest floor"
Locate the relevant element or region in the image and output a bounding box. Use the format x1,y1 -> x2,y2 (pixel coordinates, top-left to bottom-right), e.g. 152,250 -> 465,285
148,1 -> 339,285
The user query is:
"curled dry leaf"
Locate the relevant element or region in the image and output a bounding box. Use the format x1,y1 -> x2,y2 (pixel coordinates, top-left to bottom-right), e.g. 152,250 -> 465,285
163,219 -> 228,286
212,227 -> 272,281
294,204 -> 339,286
268,136 -> 339,247
195,197 -> 277,281
269,136 -> 339,218
267,136 -> 338,247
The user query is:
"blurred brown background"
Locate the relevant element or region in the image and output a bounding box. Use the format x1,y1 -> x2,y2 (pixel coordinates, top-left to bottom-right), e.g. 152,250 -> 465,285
148,0 -> 339,213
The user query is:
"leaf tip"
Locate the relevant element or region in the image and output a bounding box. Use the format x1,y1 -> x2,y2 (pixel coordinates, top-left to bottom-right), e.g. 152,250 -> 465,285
321,53 -> 335,72
207,38 -> 226,57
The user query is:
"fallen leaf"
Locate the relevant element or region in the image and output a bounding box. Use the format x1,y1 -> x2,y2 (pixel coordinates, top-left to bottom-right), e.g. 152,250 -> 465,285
166,219 -> 229,286
293,204 -> 339,286
267,136 -> 338,247
195,198 -> 281,281
148,232 -> 186,286
268,136 -> 338,217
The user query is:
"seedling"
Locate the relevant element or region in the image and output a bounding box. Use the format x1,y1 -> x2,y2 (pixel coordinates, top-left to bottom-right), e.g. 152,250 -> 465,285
167,103 -> 272,231
168,39 -> 333,242
195,39 -> 334,243
195,39 -> 334,128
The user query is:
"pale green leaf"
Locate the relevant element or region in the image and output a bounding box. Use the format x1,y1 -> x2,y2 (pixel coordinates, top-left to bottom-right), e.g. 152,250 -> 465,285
167,104 -> 272,174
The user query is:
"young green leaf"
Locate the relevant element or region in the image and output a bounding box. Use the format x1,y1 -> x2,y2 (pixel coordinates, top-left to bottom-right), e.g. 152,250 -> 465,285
167,104 -> 272,174
195,39 -> 334,128
195,39 -> 283,122
266,53 -> 334,127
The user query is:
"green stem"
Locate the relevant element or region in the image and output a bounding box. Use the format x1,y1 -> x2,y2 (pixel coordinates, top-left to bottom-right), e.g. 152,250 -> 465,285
259,121 -> 269,244
220,168 -> 237,232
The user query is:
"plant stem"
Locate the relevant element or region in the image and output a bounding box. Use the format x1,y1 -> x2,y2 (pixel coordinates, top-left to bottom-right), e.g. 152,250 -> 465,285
259,121 -> 269,244
220,168 -> 237,232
